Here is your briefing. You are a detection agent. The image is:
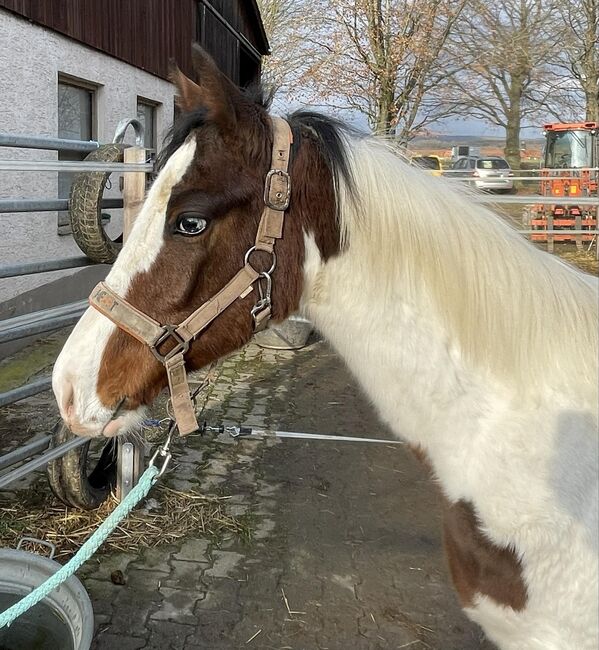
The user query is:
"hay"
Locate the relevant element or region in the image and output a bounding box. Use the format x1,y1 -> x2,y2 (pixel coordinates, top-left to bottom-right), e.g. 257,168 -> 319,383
558,250 -> 598,276
0,484 -> 249,560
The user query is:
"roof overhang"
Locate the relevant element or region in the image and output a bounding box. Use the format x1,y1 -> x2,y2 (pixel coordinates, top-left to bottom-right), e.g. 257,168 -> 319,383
247,0 -> 270,54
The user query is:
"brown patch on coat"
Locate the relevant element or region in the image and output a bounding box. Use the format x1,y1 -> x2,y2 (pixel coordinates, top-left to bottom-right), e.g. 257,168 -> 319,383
97,48 -> 340,411
408,445 -> 528,612
442,499 -> 528,611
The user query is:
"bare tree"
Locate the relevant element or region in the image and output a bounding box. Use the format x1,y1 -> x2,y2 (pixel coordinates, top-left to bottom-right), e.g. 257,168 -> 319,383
257,0 -> 313,99
445,0 -> 564,168
290,0 -> 467,140
556,0 -> 599,121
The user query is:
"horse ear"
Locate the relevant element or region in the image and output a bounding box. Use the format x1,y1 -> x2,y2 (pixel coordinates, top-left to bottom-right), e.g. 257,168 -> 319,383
169,45 -> 237,132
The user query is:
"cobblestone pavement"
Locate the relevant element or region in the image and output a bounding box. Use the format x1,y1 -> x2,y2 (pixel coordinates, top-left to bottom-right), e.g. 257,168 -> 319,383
0,335 -> 495,649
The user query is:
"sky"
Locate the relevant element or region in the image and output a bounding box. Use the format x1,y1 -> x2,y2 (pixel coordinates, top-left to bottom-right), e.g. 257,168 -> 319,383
274,94 -> 547,140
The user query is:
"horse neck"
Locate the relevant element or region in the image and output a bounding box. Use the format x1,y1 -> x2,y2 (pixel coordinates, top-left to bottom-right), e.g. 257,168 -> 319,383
299,136 -> 598,451
300,229 -> 486,454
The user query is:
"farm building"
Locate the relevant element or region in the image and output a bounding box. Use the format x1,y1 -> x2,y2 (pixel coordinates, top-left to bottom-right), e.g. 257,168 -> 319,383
0,0 -> 268,348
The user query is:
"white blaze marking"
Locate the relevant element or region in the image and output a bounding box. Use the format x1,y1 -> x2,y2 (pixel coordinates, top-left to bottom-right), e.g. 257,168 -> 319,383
52,138 -> 197,434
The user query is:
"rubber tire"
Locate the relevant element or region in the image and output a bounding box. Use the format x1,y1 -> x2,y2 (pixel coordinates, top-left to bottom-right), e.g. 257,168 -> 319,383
46,421 -> 117,510
69,143 -> 125,264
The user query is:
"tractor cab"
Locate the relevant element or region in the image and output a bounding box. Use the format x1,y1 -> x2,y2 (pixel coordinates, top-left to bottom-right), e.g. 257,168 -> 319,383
543,123 -> 598,170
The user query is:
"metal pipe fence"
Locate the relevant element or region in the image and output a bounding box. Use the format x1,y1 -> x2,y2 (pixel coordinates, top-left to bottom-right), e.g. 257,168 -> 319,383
0,198 -> 123,213
0,160 -> 151,172
0,257 -> 97,278
0,133 -> 99,152
0,127 -> 147,409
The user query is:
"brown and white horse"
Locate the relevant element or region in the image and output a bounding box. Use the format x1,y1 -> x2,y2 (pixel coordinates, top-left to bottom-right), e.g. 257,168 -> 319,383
52,47 -> 598,649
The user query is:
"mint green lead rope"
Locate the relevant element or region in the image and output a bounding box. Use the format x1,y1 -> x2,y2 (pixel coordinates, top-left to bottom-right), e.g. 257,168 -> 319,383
0,464 -> 160,629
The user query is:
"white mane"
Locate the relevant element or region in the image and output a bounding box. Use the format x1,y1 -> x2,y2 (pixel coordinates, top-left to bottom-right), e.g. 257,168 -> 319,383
337,136 -> 598,403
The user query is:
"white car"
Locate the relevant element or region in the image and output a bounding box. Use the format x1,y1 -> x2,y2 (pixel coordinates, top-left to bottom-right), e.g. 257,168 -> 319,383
451,156 -> 514,192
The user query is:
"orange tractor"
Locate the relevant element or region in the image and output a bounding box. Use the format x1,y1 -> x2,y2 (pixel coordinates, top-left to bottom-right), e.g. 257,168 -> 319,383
525,122 -> 598,248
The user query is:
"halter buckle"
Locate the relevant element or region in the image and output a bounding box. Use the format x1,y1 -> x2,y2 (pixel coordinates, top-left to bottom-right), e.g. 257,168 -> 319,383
150,325 -> 189,363
264,169 -> 291,211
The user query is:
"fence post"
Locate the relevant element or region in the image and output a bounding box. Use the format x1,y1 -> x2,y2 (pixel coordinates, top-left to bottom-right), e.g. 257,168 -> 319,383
547,211 -> 554,253
118,145 -> 147,500
574,211 -> 582,251
122,146 -> 147,238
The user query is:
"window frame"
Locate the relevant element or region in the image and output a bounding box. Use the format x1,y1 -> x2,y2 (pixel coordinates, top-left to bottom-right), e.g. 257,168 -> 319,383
136,96 -> 160,152
57,73 -> 98,142
57,74 -> 98,235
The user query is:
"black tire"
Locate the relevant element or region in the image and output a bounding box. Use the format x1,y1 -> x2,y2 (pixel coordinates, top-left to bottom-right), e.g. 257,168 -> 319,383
46,421 -> 117,510
69,143 -> 125,264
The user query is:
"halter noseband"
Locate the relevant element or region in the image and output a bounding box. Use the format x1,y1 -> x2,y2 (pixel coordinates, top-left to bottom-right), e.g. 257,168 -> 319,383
88,117 -> 293,435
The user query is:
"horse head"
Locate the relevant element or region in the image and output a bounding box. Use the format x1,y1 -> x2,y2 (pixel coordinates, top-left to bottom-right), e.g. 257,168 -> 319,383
52,46 -> 343,437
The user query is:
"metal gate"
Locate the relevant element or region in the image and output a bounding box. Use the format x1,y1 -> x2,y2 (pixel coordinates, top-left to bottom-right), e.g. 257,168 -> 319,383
0,120 -> 150,506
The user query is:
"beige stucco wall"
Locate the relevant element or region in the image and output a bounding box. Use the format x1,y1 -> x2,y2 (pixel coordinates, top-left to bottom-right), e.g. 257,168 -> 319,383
0,9 -> 175,302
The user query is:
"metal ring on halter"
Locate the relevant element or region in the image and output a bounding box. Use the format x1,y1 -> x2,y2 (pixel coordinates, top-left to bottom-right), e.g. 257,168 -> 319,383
244,246 -> 276,275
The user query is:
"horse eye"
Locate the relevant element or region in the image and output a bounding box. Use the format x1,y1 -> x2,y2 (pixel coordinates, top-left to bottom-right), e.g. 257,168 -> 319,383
175,213 -> 208,236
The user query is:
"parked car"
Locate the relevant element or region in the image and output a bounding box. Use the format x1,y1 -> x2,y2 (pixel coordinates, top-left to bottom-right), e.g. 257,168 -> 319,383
411,155 -> 443,176
451,156 -> 514,192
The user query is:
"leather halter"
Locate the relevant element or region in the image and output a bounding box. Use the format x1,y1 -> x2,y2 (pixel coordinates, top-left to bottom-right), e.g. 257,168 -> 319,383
88,117 -> 293,435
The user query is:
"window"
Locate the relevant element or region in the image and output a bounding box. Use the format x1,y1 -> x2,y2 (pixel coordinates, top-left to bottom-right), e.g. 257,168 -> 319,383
477,158 -> 510,170
239,45 -> 260,87
57,76 -> 95,234
137,98 -> 158,152
545,130 -> 593,169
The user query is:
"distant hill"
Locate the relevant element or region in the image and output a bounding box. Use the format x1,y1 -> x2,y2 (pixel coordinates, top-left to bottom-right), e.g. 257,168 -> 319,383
408,133 -> 544,160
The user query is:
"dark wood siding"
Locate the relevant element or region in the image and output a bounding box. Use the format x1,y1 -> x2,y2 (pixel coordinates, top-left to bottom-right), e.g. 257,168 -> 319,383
0,0 -> 268,82
205,0 -> 268,54
196,0 -> 267,86
200,7 -> 240,84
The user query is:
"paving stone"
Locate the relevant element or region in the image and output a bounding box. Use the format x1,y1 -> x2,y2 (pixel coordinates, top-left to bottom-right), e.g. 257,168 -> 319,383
184,610 -> 240,647
179,447 -> 206,463
245,416 -> 267,427
151,587 -> 205,624
172,461 -> 201,480
145,620 -> 195,649
80,552 -> 135,581
253,516 -> 276,540
205,458 -> 230,476
173,538 -> 210,561
92,633 -> 146,650
110,590 -> 157,637
93,614 -> 112,638
130,546 -> 176,572
197,576 -> 241,611
84,578 -> 119,617
163,559 -> 208,589
201,474 -> 227,489
203,550 -> 244,578
125,567 -> 170,593
170,477 -> 198,491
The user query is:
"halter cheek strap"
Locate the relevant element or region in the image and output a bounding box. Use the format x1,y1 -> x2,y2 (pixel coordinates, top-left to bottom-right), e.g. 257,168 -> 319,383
89,117 -> 293,435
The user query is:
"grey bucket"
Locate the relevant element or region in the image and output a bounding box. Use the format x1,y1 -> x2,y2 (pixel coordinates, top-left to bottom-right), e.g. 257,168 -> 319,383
0,542 -> 93,650
254,315 -> 313,350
